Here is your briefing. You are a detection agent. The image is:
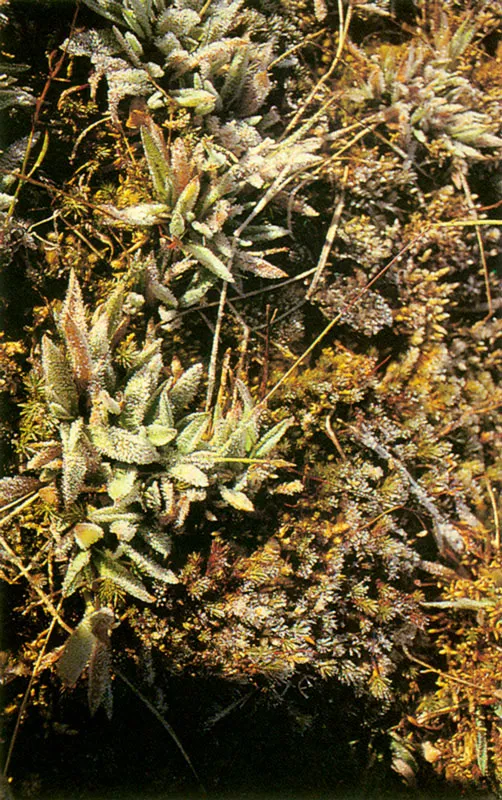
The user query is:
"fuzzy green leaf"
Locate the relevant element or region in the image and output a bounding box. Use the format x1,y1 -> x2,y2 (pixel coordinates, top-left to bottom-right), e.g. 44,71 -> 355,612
182,243 -> 234,283
62,549 -> 91,597
95,550 -> 154,602
152,386 -> 175,427
140,124 -> 173,204
170,462 -> 209,487
57,607 -> 115,693
172,175 -> 200,220
172,88 -> 216,115
100,202 -> 171,226
88,632 -> 113,719
253,417 -> 293,458
180,272 -> 217,307
120,352 -> 163,430
220,485 -> 255,512
107,467 -> 138,501
110,518 -> 138,542
90,425 -> 160,464
88,506 -> 142,526
61,419 -> 93,507
56,614 -> 95,686
59,271 -> 94,389
169,209 -> 185,238
146,423 -> 178,446
169,363 -> 203,415
220,46 -> 249,103
120,542 -> 178,584
143,528 -> 172,558
41,336 -> 79,420
89,284 -> 125,362
176,412 -> 210,454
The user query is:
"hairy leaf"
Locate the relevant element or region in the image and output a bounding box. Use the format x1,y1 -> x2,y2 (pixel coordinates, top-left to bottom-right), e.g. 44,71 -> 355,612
182,243 -> 234,283
100,202 -> 170,226
59,271 -> 93,389
88,632 -> 113,718
220,485 -> 255,512
169,363 -> 203,414
41,336 -> 79,420
120,352 -> 163,430
253,417 -> 293,458
89,284 -> 126,362
95,550 -> 154,602
176,412 -> 210,454
107,467 -> 138,501
91,425 -> 160,464
56,614 -> 95,686
170,462 -> 209,488
146,423 -> 178,446
62,550 -> 91,597
140,123 -> 173,204
61,419 -> 93,507
0,476 -> 41,508
121,542 -> 178,584
142,528 -> 172,558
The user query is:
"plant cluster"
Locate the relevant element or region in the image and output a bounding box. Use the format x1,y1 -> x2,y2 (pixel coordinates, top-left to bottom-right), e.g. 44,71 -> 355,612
0,0 -> 501,796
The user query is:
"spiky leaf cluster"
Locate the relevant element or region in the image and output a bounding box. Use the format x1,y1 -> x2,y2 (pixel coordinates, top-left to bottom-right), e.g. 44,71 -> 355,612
77,0 -> 279,119
33,272 -> 292,609
346,14 -> 502,169
60,0 -> 321,309
99,123 -> 319,310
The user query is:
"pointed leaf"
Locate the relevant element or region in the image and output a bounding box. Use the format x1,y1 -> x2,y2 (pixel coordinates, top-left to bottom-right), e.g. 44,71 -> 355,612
89,284 -> 125,361
101,202 -> 170,226
180,273 -> 216,307
169,363 -> 203,414
121,543 -> 178,584
182,243 -> 234,283
88,608 -> 115,718
95,550 -> 154,602
110,518 -> 138,542
146,423 -> 178,446
142,528 -> 172,558
0,476 -> 41,508
176,412 -> 209,454
140,124 -> 173,204
59,271 -> 93,388
88,506 -> 142,526
107,467 -> 138,501
172,175 -> 200,220
62,549 -> 91,597
41,336 -> 79,420
56,614 -> 95,686
88,635 -> 113,718
253,417 -> 293,458
172,88 -> 216,114
152,385 -> 175,427
90,425 -> 160,464
120,352 -> 163,430
61,419 -> 92,506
